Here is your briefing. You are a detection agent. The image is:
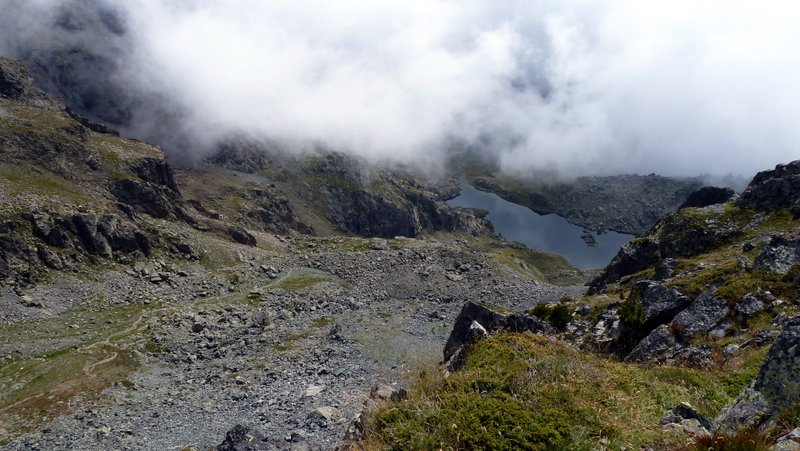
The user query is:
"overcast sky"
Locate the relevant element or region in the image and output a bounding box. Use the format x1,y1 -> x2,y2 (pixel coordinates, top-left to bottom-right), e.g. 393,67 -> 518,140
3,0 -> 799,177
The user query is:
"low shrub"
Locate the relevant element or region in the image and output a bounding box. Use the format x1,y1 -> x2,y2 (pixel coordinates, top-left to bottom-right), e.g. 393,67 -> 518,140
529,302 -> 573,332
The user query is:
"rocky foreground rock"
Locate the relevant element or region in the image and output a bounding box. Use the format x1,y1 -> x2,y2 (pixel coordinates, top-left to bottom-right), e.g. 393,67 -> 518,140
442,301 -> 554,371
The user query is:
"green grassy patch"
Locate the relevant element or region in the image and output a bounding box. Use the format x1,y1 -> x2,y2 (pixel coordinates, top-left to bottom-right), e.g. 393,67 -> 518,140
312,317 -> 335,328
272,330 -> 316,352
485,240 -> 586,285
263,268 -> 347,292
0,162 -> 92,204
94,144 -> 132,181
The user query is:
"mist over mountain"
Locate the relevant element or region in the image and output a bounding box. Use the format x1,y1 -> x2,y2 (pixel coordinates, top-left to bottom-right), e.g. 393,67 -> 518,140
1,0 -> 798,177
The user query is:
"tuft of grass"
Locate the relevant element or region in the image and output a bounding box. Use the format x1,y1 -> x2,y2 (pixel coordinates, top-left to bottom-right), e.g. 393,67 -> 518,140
686,431 -> 772,451
361,333 -> 766,450
312,317 -> 334,328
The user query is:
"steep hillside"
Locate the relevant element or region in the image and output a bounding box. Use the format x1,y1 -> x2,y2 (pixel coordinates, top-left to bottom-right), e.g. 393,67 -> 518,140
0,56 -> 195,290
206,140 -> 490,239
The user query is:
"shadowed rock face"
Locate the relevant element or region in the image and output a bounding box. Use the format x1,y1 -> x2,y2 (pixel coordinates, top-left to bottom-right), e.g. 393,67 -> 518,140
312,153 -> 491,239
132,158 -> 178,191
113,179 -> 183,220
622,288 -> 729,365
323,185 -> 420,238
680,186 -> 735,209
625,324 -> 678,363
0,56 -> 61,110
588,238 -> 661,294
112,158 -> 188,220
715,317 -> 800,433
30,211 -> 151,258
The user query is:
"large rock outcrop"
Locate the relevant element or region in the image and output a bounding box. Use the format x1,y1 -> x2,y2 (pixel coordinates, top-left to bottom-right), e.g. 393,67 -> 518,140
737,160 -> 800,218
314,154 -> 491,238
634,280 -> 692,331
589,205 -> 744,293
715,317 -> 800,433
588,238 -> 661,294
443,301 -> 554,371
113,179 -> 184,220
625,289 -> 730,364
670,290 -> 731,340
0,208 -> 194,287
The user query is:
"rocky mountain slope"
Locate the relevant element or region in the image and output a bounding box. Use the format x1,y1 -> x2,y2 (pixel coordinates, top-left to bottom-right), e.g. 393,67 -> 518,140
469,172 -> 703,235
205,140 -> 487,239
0,56 -> 590,449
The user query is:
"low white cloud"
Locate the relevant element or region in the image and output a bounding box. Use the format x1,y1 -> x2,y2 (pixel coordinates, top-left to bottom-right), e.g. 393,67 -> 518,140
2,0 -> 799,177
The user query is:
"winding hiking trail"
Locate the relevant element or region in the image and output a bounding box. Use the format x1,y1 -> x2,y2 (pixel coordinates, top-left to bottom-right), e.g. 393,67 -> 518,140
0,307 -> 165,417
79,308 -> 154,377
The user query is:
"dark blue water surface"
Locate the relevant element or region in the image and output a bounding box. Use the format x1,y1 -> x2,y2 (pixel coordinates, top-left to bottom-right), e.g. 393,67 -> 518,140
447,184 -> 634,270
